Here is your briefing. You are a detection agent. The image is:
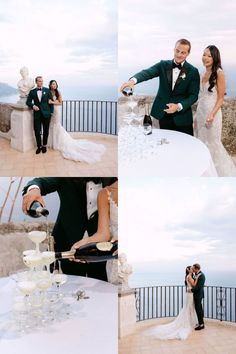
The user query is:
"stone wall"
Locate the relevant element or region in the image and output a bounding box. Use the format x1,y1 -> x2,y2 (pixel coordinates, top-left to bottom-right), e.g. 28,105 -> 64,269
0,103 -> 12,133
0,222 -> 54,277
118,96 -> 236,154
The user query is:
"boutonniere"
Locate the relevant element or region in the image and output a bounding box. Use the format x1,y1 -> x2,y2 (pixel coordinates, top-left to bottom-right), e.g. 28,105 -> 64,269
43,91 -> 46,94
180,72 -> 186,80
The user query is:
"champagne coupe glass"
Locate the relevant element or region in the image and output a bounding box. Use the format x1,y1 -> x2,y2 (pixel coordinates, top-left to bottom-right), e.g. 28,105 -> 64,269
63,294 -> 77,318
28,231 -> 46,254
17,280 -> 36,308
42,251 -> 55,273
53,273 -> 68,299
23,254 -> 43,279
124,97 -> 138,125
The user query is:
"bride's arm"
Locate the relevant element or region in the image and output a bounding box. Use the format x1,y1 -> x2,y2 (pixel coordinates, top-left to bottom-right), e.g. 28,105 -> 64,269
206,70 -> 225,124
49,92 -> 63,105
71,189 -> 111,250
187,274 -> 195,287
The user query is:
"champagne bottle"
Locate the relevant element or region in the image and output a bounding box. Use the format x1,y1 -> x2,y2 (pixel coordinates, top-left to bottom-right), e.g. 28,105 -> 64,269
122,86 -> 133,96
55,241 -> 118,263
27,201 -> 49,218
143,103 -> 152,135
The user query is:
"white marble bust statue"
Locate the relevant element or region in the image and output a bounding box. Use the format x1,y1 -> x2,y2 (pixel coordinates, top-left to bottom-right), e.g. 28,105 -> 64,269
17,66 -> 34,102
118,253 -> 133,290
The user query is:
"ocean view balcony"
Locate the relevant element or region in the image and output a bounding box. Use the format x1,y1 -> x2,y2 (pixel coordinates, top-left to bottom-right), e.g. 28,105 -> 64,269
0,99 -> 117,176
119,285 -> 236,354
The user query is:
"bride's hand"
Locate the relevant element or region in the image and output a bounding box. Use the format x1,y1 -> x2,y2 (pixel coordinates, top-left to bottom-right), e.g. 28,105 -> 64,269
48,99 -> 54,104
70,240 -> 87,263
206,113 -> 214,126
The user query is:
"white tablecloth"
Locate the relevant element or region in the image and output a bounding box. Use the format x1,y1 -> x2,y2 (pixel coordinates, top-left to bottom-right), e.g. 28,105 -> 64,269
0,276 -> 117,354
119,126 -> 218,177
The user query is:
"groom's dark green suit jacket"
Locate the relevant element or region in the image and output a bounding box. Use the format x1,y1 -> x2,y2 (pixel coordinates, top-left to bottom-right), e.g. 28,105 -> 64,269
191,272 -> 206,300
26,87 -> 54,118
133,60 -> 200,126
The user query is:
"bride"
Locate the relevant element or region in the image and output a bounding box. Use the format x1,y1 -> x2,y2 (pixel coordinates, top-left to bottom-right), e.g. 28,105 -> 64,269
194,45 -> 236,176
71,179 -> 118,283
145,266 -> 198,340
47,80 -> 106,163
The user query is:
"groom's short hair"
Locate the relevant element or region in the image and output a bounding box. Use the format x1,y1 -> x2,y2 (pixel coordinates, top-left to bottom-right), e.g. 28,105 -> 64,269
193,263 -> 201,270
175,38 -> 191,52
35,76 -> 43,83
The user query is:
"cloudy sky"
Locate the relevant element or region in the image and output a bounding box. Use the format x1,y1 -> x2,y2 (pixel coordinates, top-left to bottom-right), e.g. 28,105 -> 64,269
119,0 -> 236,96
0,0 -> 117,99
119,177 -> 236,273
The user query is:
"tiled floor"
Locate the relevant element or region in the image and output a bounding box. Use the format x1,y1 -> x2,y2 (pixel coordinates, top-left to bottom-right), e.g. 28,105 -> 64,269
119,318 -> 236,354
0,133 -> 117,176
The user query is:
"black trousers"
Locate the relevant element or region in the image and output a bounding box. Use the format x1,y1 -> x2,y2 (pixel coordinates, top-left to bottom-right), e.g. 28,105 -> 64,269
34,113 -> 51,148
194,296 -> 204,325
159,114 -> 193,136
60,259 -> 108,282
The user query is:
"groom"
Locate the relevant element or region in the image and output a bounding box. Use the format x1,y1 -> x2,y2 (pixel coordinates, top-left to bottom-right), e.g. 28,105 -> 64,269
26,76 -> 54,154
191,263 -> 206,330
120,39 -> 200,136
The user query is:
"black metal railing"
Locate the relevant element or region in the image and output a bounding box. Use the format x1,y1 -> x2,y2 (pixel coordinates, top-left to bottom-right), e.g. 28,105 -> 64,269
61,100 -> 117,135
135,285 -> 236,323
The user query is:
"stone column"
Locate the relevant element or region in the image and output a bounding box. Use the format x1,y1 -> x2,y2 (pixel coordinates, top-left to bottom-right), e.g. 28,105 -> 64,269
118,288 -> 137,338
10,103 -> 35,152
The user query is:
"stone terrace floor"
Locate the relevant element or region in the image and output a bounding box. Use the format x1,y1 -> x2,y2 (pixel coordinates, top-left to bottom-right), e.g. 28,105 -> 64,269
119,318 -> 236,354
0,133 -> 117,177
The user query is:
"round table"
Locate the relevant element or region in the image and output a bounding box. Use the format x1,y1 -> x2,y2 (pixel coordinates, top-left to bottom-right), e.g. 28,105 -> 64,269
119,126 -> 218,177
0,275 -> 117,354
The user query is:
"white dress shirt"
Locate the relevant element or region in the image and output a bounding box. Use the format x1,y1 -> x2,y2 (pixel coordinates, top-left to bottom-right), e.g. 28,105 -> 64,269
37,88 -> 42,102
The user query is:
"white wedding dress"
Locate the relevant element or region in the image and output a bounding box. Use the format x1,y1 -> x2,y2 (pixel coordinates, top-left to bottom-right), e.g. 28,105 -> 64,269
195,72 -> 236,176
105,188 -> 118,284
144,281 -> 197,340
48,98 -> 106,163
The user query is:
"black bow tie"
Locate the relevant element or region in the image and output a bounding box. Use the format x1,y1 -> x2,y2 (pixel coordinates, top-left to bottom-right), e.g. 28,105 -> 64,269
37,88 -> 42,91
172,62 -> 182,70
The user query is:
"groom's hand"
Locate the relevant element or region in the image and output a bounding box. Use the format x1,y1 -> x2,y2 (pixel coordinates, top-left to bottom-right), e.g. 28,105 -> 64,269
22,189 -> 45,214
120,80 -> 135,93
164,103 -> 178,114
33,105 -> 40,111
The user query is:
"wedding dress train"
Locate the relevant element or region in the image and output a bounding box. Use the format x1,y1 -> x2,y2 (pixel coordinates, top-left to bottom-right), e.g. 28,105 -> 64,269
48,103 -> 105,163
195,72 -> 236,176
144,281 -> 197,340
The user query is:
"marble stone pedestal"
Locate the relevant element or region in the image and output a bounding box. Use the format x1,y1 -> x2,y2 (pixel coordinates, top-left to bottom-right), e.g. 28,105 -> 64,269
10,103 -> 35,152
118,289 -> 137,338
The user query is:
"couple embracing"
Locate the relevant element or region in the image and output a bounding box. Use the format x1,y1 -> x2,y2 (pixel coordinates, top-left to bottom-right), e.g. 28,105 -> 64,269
145,264 -> 205,340
121,38 -> 236,176
26,76 -> 105,163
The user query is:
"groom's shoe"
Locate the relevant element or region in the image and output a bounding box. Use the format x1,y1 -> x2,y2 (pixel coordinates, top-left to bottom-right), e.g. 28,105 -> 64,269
36,147 -> 41,154
195,324 -> 205,331
42,146 -> 47,154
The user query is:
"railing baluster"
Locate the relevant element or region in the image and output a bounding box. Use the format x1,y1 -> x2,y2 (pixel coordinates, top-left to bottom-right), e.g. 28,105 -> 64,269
134,285 -> 235,324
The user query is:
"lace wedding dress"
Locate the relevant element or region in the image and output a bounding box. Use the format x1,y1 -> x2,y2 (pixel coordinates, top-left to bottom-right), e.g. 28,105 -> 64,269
105,188 -> 118,284
195,72 -> 236,176
48,98 -> 105,163
145,281 -> 197,340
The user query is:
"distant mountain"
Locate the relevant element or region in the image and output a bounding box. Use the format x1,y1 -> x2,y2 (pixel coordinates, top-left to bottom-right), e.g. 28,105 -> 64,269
0,82 -> 18,97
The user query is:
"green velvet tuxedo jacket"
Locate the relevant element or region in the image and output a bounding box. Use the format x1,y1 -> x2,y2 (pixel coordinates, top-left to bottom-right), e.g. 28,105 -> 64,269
133,60 -> 200,126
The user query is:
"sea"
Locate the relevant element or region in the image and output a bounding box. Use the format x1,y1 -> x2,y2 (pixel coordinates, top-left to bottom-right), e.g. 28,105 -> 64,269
130,263 -> 236,288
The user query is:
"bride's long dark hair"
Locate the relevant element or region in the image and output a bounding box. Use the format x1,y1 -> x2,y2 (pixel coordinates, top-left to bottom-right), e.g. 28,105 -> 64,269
206,45 -> 222,92
49,80 -> 60,99
185,266 -> 191,286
